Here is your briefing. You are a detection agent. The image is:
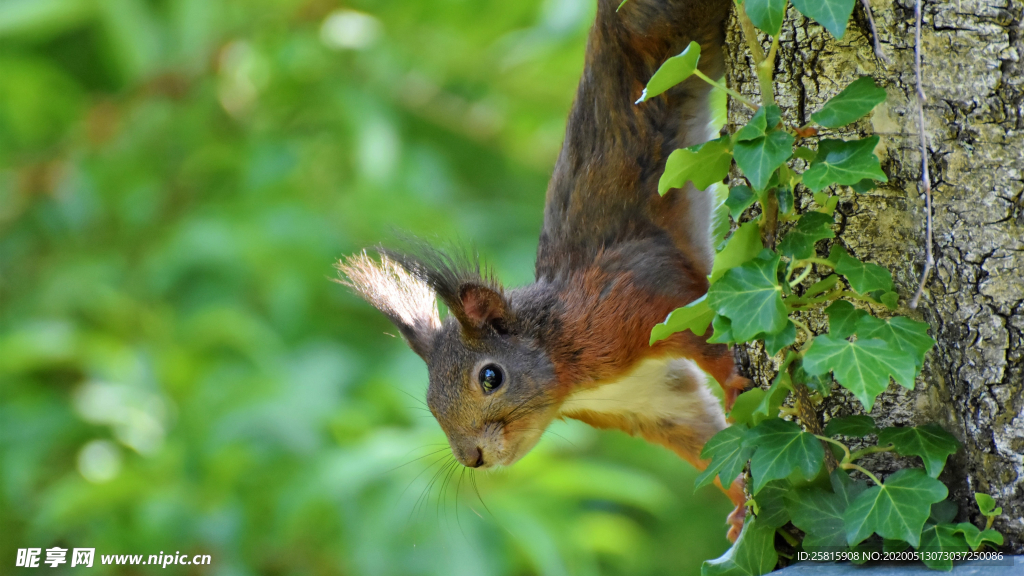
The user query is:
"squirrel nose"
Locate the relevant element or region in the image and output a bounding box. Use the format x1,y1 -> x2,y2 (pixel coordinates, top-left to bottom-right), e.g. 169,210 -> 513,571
465,446 -> 484,468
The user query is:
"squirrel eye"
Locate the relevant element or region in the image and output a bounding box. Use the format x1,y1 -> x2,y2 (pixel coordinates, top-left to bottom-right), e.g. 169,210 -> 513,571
478,364 -> 504,393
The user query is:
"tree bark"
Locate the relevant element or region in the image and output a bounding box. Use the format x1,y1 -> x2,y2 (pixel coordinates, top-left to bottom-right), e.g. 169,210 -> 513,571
725,0 -> 1024,552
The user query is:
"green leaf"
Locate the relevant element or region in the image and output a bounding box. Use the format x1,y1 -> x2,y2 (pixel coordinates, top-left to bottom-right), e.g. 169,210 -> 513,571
708,252 -> 788,343
696,426 -> 755,489
776,186 -> 794,215
791,0 -> 857,38
811,77 -> 887,128
734,130 -> 795,192
725,185 -> 756,221
824,300 -> 868,339
786,470 -> 868,551
835,251 -> 894,294
917,524 -> 969,571
762,321 -> 795,356
744,0 -> 787,35
701,517 -> 778,576
930,500 -> 959,524
743,419 -> 824,494
728,388 -> 767,428
736,105 -> 781,141
710,221 -> 763,283
854,315 -> 935,369
659,136 -> 734,195
753,480 -> 791,528
802,137 -> 888,192
650,295 -> 714,344
778,212 -> 835,260
803,335 -> 917,411
752,372 -> 791,422
793,364 -> 832,396
844,468 -> 948,547
877,424 -> 960,478
851,178 -> 876,193
953,522 -> 1004,550
824,415 -> 879,437
637,41 -> 700,103
975,493 -> 1000,516
707,314 -> 734,344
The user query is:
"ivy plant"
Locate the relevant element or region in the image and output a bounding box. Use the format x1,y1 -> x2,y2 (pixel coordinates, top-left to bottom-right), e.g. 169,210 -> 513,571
640,0 -> 1005,573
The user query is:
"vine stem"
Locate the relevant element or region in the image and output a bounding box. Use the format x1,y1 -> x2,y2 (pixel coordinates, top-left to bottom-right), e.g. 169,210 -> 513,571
849,444 -> 895,461
859,0 -> 889,63
815,434 -> 852,463
842,462 -> 883,486
909,0 -> 934,310
788,264 -> 814,287
694,70 -> 759,110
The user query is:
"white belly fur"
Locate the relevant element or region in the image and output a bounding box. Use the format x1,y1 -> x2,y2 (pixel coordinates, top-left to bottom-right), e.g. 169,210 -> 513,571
559,356 -> 727,433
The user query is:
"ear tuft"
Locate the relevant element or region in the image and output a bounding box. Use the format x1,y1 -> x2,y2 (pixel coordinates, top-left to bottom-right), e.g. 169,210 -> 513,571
336,251 -> 440,358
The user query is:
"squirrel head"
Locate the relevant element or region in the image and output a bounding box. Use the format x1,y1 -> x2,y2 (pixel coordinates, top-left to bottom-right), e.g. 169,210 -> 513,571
337,248 -> 558,468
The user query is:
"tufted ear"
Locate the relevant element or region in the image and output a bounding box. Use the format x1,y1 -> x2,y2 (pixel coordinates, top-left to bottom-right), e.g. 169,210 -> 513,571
336,252 -> 440,359
455,284 -> 508,332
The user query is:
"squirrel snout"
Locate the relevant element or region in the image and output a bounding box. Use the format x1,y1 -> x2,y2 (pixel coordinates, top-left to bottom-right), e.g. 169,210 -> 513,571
461,445 -> 485,468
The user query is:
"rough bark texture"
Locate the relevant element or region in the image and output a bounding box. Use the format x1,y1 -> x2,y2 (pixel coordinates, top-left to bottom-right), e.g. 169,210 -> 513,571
725,0 -> 1024,551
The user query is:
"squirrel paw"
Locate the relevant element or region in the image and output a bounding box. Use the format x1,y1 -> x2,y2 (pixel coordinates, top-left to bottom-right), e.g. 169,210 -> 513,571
723,375 -> 752,412
726,502 -> 746,543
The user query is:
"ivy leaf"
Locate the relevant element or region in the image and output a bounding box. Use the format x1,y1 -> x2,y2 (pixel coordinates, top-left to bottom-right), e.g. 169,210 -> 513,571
743,419 -> 825,494
776,186 -> 794,215
708,252 -> 788,343
975,493 -> 1001,516
854,315 -> 935,369
824,300 -> 868,339
701,517 -> 778,576
744,0 -> 788,35
650,295 -> 714,344
803,335 -> 917,411
845,468 -> 948,547
835,252 -> 894,294
696,426 -> 755,489
917,524 -> 969,571
791,0 -> 857,39
762,320 -> 796,356
953,523 -> 1004,551
802,137 -> 888,192
877,424 -> 960,478
734,130 -> 795,192
778,212 -> 835,260
793,364 -> 833,396
786,470 -> 868,551
726,185 -> 756,221
659,136 -> 734,195
707,314 -> 734,344
637,41 -> 700,103
824,415 -> 879,437
710,221 -> 763,283
728,388 -> 767,428
736,105 -> 781,141
753,480 -> 791,528
811,77 -> 887,128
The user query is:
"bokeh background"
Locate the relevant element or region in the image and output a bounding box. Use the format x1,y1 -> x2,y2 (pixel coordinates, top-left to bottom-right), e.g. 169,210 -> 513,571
0,0 -> 734,574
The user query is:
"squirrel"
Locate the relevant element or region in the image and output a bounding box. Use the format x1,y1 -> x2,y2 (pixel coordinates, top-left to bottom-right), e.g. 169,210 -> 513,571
338,0 -> 749,541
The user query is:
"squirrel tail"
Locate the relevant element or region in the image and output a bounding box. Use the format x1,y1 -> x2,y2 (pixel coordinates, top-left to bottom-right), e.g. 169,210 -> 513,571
538,0 -> 731,279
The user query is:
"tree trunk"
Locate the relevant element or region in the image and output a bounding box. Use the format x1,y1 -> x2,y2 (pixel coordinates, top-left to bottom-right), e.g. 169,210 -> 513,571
724,0 -> 1023,552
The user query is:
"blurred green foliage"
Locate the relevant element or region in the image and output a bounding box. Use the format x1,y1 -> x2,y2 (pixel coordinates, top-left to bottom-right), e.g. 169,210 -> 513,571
0,0 -> 732,574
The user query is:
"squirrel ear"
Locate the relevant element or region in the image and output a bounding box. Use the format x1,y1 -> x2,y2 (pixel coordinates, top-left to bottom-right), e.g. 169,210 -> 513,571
336,252 -> 440,359
457,284 -> 507,329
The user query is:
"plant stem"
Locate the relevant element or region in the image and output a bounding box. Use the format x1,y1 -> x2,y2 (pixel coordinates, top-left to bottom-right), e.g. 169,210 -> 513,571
694,70 -> 759,110
795,257 -> 836,269
777,528 -> 800,547
815,434 -> 852,463
789,264 -> 814,287
842,462 -> 883,486
735,7 -> 775,106
849,444 -> 895,462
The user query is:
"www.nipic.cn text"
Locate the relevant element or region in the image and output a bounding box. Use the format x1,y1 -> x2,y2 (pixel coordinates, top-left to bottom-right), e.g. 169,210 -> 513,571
15,548 -> 212,568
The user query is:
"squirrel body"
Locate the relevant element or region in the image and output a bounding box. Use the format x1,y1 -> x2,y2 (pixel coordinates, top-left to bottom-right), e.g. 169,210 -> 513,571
340,0 -> 747,540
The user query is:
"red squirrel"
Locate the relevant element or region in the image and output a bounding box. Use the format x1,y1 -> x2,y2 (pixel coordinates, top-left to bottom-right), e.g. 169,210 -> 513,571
338,0 -> 749,541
